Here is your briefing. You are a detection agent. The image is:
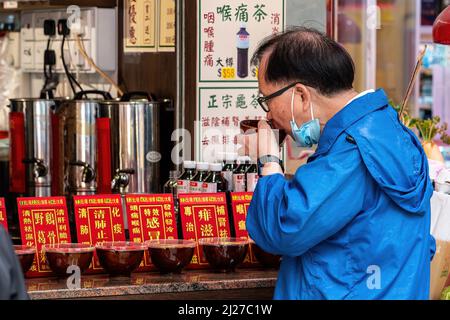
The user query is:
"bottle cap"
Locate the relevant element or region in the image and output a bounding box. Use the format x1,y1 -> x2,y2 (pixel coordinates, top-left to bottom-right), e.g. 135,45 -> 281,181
210,163 -> 223,172
196,162 -> 210,171
183,161 -> 196,169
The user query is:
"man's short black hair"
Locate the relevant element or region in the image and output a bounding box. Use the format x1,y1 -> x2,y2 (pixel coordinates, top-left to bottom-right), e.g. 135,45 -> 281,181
252,26 -> 355,96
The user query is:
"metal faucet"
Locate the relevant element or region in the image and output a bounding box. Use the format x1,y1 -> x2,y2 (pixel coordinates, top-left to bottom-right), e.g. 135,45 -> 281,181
111,168 -> 135,193
23,158 -> 48,179
69,161 -> 96,184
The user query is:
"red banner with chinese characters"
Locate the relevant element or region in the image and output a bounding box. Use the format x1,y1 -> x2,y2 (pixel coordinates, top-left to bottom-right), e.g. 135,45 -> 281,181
0,198 -> 8,231
179,193 -> 231,269
125,194 -> 178,271
73,195 -> 126,274
230,192 -> 258,265
17,197 -> 71,277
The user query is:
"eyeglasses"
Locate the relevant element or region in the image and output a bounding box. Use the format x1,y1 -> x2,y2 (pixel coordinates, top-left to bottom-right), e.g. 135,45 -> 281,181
257,82 -> 301,112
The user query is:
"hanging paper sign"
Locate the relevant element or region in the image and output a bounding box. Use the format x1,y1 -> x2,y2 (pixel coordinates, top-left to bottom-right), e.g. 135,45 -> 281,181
17,197 -> 71,277
73,194 -> 126,274
125,194 -> 178,271
124,0 -> 158,52
230,192 -> 259,265
158,0 -> 176,52
0,198 -> 8,231
179,193 -> 231,269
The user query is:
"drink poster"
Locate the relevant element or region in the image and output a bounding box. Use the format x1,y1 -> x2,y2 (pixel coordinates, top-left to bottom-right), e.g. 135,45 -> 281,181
17,197 -> 71,277
179,193 -> 231,269
198,0 -> 285,82
230,192 -> 259,265
196,0 -> 285,161
73,195 -> 126,274
0,198 -> 7,231
125,194 -> 178,271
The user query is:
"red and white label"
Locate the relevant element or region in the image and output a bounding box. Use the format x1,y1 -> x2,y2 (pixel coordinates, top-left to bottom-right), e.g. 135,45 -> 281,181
202,182 -> 217,193
233,174 -> 246,192
177,180 -> 190,194
246,173 -> 259,192
189,181 -> 203,193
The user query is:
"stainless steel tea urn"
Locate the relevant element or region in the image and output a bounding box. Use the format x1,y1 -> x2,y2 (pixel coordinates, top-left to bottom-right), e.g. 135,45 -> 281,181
98,92 -> 161,194
55,91 -> 112,196
9,98 -> 56,197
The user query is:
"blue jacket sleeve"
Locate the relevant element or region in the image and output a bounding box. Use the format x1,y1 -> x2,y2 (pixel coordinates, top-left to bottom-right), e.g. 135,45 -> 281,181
246,139 -> 368,257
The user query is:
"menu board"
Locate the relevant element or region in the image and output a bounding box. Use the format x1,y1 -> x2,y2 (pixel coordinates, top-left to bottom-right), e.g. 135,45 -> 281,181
17,197 -> 71,277
230,192 -> 258,265
179,193 -> 231,269
125,194 -> 178,271
199,86 -> 264,162
0,198 -> 7,231
196,0 -> 285,161
73,195 -> 126,273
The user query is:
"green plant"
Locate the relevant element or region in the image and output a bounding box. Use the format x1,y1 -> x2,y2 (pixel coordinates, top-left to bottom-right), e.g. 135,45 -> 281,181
390,100 -> 450,145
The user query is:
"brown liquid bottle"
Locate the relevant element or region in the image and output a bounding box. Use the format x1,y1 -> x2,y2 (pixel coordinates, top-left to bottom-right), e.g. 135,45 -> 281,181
203,163 -> 228,193
189,162 -> 210,193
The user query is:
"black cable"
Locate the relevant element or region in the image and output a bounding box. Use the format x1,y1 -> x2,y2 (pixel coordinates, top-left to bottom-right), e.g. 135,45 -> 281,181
61,35 -> 77,96
63,36 -> 83,93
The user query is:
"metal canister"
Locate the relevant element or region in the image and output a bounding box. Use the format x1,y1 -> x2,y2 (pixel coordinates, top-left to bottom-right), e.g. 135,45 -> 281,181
98,92 -> 161,194
9,98 -> 56,197
55,91 -> 112,196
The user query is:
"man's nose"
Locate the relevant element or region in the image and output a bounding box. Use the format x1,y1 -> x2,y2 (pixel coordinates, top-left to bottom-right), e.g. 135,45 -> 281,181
267,111 -> 273,120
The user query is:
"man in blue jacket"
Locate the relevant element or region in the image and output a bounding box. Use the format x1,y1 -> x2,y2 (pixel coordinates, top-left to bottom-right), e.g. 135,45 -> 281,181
243,27 -> 435,300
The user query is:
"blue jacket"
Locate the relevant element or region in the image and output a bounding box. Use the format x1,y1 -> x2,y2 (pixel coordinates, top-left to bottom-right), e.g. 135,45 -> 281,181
247,89 -> 435,300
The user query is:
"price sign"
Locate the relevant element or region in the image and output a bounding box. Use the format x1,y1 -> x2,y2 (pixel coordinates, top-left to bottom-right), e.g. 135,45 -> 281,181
230,192 -> 258,265
0,198 -> 7,231
73,195 -> 126,273
179,193 -> 231,269
17,197 -> 71,277
125,194 -> 178,271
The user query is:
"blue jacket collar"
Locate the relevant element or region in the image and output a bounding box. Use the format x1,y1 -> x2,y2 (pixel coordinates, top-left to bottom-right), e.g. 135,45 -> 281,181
315,88 -> 390,155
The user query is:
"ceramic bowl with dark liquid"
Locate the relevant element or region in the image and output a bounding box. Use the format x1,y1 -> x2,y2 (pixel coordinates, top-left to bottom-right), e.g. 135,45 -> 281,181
250,241 -> 281,269
43,243 -> 94,277
240,120 -> 287,146
14,245 -> 35,274
198,237 -> 249,273
95,241 -> 145,277
146,239 -> 196,274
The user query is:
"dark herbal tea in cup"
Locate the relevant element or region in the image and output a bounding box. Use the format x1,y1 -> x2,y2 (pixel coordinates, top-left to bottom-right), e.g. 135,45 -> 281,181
240,120 -> 287,145
95,242 -> 145,277
44,243 -> 94,278
14,245 -> 35,275
199,238 -> 249,273
250,242 -> 281,269
146,239 -> 196,274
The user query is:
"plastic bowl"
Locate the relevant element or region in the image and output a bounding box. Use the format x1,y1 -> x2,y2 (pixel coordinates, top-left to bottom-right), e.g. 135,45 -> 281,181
95,241 -> 145,277
14,245 -> 35,274
146,239 -> 196,274
198,237 -> 249,273
43,243 -> 94,277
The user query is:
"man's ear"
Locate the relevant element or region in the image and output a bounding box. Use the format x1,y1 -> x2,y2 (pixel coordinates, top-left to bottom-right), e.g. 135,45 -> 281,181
295,84 -> 311,113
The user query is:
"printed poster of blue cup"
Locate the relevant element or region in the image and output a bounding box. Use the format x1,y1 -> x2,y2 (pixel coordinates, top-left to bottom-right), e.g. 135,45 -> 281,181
198,0 -> 285,83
